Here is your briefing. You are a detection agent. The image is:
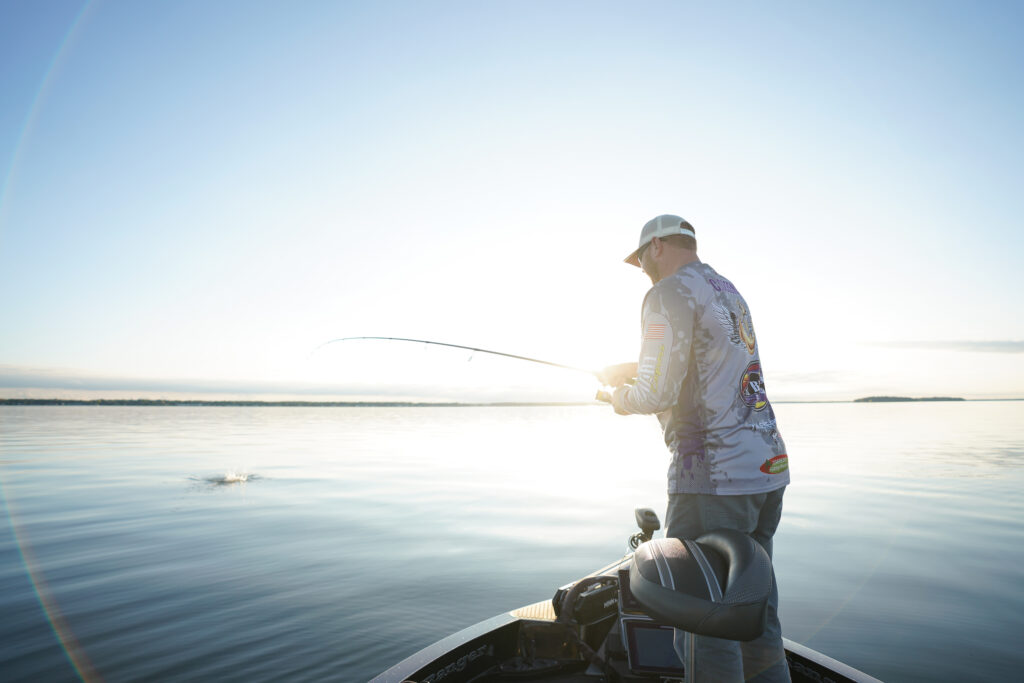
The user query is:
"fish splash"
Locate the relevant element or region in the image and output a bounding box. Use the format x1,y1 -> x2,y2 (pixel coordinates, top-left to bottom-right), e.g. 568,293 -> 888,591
192,471 -> 261,486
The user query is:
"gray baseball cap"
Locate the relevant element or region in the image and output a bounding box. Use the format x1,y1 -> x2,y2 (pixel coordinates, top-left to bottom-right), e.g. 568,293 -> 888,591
624,214 -> 696,267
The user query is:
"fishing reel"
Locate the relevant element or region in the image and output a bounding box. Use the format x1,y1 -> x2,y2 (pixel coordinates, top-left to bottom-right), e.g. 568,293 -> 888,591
595,380 -> 635,405
628,507 -> 661,550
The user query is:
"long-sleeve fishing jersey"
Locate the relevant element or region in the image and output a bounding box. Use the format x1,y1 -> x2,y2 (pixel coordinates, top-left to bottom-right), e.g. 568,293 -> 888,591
613,261 -> 790,495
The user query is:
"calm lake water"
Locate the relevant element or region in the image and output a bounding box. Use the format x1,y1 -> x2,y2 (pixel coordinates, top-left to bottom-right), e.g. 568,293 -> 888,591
1,402 -> 1022,682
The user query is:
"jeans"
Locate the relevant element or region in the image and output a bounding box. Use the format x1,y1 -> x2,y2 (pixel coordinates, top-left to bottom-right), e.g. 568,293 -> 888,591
665,487 -> 790,683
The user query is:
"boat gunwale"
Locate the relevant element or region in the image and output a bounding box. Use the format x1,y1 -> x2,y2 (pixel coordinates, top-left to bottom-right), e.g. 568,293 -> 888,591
371,612 -> 883,683
369,612 -> 518,683
783,637 -> 883,683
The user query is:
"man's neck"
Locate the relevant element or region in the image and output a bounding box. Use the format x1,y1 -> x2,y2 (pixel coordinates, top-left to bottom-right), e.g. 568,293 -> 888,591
654,251 -> 700,283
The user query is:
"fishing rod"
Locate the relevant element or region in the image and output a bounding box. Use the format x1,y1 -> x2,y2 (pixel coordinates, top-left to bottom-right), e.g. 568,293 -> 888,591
314,336 -> 601,379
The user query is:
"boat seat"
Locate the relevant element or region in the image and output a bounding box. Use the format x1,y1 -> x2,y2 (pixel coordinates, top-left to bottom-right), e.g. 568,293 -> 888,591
628,529 -> 772,641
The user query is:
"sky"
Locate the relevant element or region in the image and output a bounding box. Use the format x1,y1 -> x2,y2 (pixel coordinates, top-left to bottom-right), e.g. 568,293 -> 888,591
1,0 -> 1022,402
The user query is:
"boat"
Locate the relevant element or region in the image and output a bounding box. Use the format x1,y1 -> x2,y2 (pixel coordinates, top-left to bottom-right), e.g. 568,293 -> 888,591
371,508 -> 881,683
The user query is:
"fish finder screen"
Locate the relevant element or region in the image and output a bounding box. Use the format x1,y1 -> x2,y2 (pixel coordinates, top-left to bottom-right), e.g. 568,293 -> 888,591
623,620 -> 685,675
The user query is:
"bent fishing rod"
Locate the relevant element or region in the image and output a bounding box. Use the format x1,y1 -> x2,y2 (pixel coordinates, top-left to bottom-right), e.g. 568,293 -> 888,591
314,336 -> 601,379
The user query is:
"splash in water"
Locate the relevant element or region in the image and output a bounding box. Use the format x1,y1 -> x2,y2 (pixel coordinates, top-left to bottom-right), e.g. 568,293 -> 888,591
192,471 -> 261,486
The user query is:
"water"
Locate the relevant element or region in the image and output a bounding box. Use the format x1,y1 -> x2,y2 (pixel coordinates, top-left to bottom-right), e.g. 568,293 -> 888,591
1,402 -> 1022,682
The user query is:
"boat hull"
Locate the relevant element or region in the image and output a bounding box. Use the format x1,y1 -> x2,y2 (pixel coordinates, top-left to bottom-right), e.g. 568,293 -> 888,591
371,603 -> 881,682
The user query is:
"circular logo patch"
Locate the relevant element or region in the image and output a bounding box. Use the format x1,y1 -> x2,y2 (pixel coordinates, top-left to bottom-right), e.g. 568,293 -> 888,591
740,361 -> 768,411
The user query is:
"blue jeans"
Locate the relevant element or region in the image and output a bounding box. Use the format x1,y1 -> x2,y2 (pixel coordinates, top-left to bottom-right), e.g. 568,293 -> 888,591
665,487 -> 790,683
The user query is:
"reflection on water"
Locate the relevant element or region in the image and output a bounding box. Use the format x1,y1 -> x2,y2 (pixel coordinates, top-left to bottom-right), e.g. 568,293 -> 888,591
1,402 -> 1022,682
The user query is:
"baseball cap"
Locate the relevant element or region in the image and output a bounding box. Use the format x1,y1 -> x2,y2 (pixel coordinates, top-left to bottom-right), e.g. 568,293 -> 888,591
624,214 -> 696,267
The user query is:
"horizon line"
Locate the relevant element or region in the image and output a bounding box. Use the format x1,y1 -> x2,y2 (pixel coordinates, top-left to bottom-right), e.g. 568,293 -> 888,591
3,396 -> 1021,408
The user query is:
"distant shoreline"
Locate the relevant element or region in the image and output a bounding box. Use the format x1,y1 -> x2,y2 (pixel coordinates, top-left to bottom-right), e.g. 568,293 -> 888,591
0,398 -> 597,408
853,396 -> 965,403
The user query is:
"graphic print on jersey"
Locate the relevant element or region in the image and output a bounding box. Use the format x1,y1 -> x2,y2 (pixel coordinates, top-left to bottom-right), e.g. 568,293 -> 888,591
644,323 -> 665,341
740,361 -> 768,411
737,301 -> 756,353
760,454 -> 789,474
711,300 -> 756,354
750,418 -> 781,444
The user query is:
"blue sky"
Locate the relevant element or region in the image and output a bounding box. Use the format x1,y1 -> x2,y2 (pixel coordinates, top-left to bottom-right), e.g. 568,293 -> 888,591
2,0 -> 1023,401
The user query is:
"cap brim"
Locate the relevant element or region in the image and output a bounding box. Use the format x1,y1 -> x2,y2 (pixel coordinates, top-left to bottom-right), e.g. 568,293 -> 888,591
623,224 -> 696,268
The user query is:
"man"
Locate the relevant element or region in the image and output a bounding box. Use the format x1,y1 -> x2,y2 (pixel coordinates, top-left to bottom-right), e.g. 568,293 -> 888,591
600,214 -> 791,682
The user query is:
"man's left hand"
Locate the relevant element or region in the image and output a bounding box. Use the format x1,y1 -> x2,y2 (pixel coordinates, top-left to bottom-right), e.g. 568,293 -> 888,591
611,386 -> 631,415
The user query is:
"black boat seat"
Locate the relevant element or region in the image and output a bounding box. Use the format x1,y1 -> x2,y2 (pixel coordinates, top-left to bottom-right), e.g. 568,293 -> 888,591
628,529 -> 772,641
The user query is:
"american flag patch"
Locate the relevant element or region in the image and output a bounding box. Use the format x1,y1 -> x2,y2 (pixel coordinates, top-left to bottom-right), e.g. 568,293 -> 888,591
644,324 -> 666,341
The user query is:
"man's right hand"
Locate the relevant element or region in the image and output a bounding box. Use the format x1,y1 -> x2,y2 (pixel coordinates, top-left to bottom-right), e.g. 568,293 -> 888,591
598,362 -> 638,387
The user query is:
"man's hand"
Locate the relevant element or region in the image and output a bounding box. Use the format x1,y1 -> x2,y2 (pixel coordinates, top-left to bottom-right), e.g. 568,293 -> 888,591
598,362 -> 638,388
596,386 -> 631,415
611,386 -> 631,415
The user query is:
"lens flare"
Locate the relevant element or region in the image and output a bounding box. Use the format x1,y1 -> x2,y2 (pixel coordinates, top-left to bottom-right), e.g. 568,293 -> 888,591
1,477 -> 102,682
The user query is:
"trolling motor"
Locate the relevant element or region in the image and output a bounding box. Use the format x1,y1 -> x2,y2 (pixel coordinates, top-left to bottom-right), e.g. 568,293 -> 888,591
553,508 -> 662,627
628,507 -> 660,550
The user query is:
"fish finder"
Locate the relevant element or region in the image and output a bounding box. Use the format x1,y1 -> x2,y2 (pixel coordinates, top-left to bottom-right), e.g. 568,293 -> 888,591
618,567 -> 686,677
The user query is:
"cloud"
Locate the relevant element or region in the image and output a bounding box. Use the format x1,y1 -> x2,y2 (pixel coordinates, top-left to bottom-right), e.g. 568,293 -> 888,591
868,341 -> 1024,353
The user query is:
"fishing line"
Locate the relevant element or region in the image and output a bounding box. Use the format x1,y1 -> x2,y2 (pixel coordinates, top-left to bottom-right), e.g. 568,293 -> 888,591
313,336 -> 600,379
